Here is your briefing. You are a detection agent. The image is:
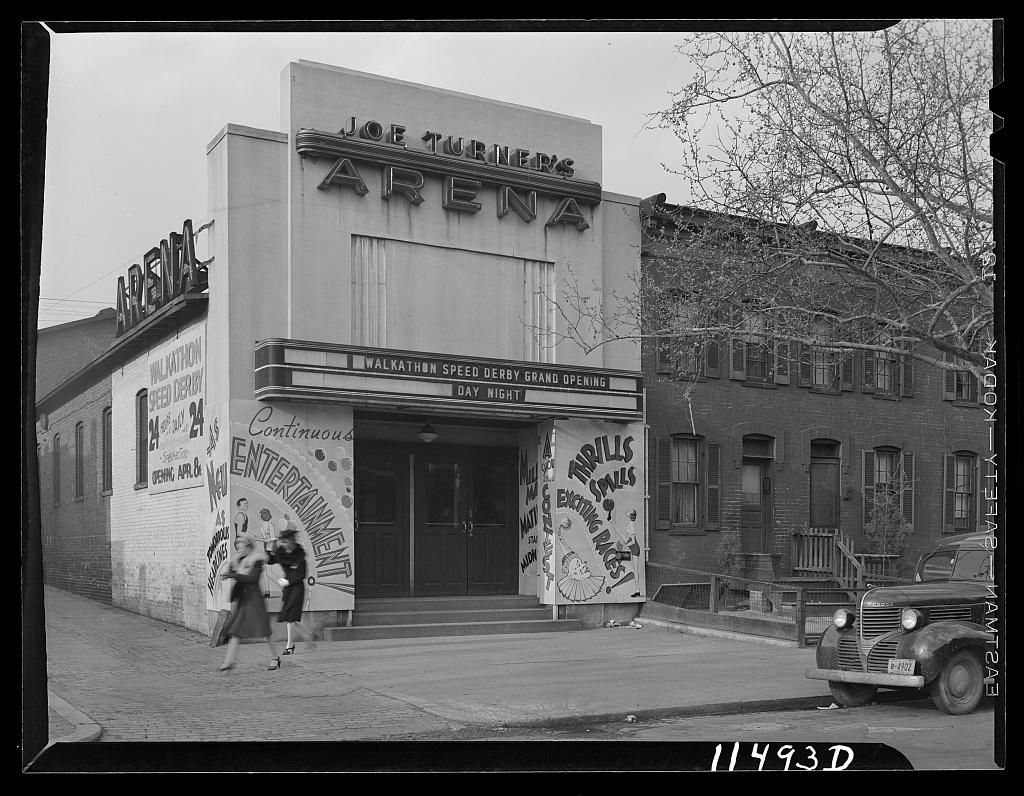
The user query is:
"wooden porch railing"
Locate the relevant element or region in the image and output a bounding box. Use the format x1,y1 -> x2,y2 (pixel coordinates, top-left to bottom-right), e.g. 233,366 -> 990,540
790,529 -> 836,576
832,531 -> 864,591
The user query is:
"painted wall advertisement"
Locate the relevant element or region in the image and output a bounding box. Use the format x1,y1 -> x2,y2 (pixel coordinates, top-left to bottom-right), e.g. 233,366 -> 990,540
538,419 -> 646,605
203,399 -> 355,612
147,323 -> 207,494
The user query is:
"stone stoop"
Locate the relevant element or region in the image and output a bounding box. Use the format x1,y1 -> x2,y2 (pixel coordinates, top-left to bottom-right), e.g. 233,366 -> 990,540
322,595 -> 582,641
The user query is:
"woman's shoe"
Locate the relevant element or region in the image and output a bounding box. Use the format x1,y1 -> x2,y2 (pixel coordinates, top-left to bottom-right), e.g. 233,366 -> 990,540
267,657 -> 282,670
282,645 -> 296,656
218,663 -> 236,672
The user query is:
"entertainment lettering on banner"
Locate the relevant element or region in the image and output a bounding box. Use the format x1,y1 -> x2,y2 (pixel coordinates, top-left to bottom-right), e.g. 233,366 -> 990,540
541,419 -> 646,605
147,323 -> 206,494
225,400 -> 355,613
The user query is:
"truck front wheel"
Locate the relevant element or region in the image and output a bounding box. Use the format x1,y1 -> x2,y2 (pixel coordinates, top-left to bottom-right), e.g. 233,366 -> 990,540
929,649 -> 984,715
828,681 -> 877,707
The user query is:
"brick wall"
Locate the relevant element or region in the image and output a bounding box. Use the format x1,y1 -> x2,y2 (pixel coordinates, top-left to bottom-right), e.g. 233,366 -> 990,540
109,318 -> 211,633
36,312 -> 116,397
37,379 -> 113,603
645,342 -> 987,575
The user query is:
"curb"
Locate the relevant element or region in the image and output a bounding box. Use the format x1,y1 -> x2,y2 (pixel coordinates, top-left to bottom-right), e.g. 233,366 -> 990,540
47,691 -> 103,744
488,689 -> 926,730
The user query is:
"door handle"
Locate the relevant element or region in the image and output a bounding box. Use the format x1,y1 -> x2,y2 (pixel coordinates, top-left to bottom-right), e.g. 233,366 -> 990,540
467,521 -> 474,536
460,521 -> 468,533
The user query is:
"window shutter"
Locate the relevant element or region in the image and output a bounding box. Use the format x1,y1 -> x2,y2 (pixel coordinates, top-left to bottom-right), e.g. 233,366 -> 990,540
942,352 -> 956,400
861,351 -> 876,393
840,352 -> 854,391
901,452 -> 914,528
705,338 -> 720,378
797,343 -> 812,387
862,450 -> 875,526
656,338 -> 673,374
706,441 -> 721,529
943,454 -> 956,534
656,437 -> 672,530
729,337 -> 746,380
900,353 -> 914,397
774,341 -> 790,385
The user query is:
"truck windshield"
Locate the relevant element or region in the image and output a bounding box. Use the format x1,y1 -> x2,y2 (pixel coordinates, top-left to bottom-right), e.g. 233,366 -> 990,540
951,549 -> 992,580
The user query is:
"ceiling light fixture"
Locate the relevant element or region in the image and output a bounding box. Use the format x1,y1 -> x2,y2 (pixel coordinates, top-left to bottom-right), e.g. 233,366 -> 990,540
417,421 -> 438,444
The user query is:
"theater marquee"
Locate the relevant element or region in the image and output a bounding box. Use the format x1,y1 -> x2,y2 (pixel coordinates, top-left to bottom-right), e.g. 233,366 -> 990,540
255,340 -> 643,422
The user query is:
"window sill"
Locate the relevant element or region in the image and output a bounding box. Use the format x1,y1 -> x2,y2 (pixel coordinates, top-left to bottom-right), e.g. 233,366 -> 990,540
741,380 -> 777,389
809,386 -> 841,395
73,496 -> 84,503
668,527 -> 709,536
101,489 -> 113,497
134,482 -> 148,491
951,399 -> 979,408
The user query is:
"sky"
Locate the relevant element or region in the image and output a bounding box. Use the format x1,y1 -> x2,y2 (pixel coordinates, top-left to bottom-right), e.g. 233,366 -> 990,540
35,28 -> 700,329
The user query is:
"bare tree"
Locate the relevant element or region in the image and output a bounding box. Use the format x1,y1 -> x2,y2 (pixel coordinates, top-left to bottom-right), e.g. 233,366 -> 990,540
551,21 -> 994,383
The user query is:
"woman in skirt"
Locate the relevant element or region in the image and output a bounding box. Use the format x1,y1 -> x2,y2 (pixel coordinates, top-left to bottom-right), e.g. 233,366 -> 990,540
219,535 -> 282,671
268,524 -> 317,654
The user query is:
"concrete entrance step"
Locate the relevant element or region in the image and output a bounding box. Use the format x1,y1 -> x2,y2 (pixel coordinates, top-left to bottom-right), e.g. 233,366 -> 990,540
354,595 -> 541,612
324,618 -> 582,641
353,607 -> 553,626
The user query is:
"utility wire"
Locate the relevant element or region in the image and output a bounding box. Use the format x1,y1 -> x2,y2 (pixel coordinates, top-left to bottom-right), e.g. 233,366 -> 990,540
39,218 -> 212,315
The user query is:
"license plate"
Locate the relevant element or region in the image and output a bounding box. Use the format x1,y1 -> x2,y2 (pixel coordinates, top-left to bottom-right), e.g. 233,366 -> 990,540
887,658 -> 915,675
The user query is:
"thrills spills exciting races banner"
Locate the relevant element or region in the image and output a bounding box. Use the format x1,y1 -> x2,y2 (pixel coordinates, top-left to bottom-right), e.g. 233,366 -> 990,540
533,419 -> 646,605
204,400 -> 355,612
147,324 -> 207,494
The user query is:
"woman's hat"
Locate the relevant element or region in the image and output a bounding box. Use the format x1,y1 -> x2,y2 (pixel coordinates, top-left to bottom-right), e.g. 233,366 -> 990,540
279,521 -> 298,538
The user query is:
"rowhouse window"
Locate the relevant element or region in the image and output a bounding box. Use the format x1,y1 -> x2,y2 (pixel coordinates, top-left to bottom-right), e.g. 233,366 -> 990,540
671,438 -> 700,526
862,447 -> 914,529
52,433 -> 61,506
136,390 -> 148,488
942,352 -> 979,403
728,306 -> 787,385
74,422 -> 84,500
655,297 -> 720,379
944,451 -> 978,534
102,406 -> 112,492
875,352 -> 899,394
655,436 -> 722,531
811,349 -> 838,389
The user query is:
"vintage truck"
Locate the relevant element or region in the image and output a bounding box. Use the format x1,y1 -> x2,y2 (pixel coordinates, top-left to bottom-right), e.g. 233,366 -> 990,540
806,531 -> 995,715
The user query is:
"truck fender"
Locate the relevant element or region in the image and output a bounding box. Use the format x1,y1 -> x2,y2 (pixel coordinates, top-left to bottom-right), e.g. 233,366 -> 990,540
814,625 -> 847,668
897,621 -> 991,683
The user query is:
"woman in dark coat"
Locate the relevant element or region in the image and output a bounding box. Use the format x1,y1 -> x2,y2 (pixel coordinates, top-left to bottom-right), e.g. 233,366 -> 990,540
267,525 -> 317,654
219,536 -> 282,671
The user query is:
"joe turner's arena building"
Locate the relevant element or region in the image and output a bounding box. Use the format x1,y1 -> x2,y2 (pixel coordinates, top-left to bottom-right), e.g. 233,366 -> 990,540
36,61 -> 648,635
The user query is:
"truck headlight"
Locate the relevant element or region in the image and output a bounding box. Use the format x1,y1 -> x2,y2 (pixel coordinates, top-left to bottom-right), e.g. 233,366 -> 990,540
901,608 -> 925,630
833,608 -> 855,629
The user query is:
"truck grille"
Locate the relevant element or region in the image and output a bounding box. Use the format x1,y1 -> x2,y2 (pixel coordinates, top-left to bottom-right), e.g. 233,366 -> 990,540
866,639 -> 901,673
860,606 -> 902,638
836,636 -> 862,671
928,605 -> 974,622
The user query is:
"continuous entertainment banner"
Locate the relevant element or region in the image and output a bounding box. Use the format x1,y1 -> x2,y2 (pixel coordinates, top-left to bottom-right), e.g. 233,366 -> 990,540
203,399 -> 355,612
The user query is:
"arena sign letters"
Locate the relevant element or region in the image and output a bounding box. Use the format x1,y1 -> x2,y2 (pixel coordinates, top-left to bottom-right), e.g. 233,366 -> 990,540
295,124 -> 601,231
254,340 -> 643,422
113,218 -> 208,337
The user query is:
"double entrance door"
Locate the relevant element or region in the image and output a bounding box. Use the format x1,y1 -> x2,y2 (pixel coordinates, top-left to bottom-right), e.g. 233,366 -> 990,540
354,443 -> 516,597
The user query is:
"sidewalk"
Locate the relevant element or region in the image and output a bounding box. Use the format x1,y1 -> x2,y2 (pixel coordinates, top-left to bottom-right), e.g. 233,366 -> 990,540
39,585 -> 834,744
